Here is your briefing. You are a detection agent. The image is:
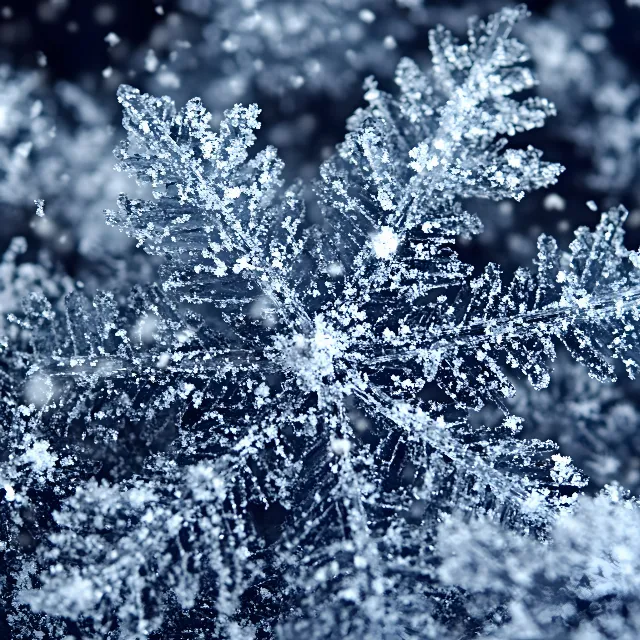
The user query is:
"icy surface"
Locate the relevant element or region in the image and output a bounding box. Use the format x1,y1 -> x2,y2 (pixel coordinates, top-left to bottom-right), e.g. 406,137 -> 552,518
1,5 -> 640,639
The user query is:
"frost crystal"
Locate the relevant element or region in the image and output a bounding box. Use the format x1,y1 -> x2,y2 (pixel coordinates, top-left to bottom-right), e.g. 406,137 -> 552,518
1,5 -> 640,640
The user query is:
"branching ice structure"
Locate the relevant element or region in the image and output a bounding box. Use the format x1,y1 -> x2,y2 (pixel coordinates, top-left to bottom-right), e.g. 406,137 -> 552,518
1,5 -> 640,640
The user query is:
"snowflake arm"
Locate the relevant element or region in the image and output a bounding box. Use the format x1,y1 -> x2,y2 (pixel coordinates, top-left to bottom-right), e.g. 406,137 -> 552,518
317,5 -> 562,274
22,460 -> 259,639
110,86 -> 309,320
371,206 -> 640,410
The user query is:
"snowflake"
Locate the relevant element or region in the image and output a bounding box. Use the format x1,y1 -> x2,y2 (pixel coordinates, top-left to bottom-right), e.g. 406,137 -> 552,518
2,6 -> 639,640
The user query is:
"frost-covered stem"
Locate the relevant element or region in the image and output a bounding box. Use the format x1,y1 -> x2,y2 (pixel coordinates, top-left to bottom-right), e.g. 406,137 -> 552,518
41,349 -> 274,380
370,286 -> 640,364
358,385 -> 556,518
390,12 -> 526,230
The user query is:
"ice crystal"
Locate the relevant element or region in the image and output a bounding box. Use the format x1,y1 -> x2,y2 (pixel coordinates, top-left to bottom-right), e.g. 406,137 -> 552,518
138,0 -> 427,177
1,5 -> 640,640
507,354 -> 640,492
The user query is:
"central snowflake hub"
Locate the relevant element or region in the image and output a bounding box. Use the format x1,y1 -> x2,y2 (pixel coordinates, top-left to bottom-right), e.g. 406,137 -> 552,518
278,314 -> 349,395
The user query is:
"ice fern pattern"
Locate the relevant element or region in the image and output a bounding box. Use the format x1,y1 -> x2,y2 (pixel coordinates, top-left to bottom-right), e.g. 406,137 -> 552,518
318,5 -> 562,262
2,5 -> 640,640
418,205 -> 640,410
